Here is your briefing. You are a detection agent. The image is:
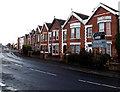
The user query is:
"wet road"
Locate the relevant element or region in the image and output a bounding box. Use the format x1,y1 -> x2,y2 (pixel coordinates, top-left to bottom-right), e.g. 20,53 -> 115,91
0,51 -> 120,91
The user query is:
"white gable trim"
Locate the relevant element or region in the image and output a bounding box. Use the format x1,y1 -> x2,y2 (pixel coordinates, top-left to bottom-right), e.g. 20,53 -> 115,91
62,12 -> 85,28
41,23 -> 49,32
85,3 -> 119,24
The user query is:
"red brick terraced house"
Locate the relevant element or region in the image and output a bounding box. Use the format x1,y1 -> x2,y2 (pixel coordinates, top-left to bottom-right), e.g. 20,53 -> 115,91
62,11 -> 89,54
49,18 -> 66,56
30,29 -> 36,51
26,34 -> 31,46
85,3 -> 119,58
34,26 -> 42,51
40,23 -> 51,54
24,34 -> 29,45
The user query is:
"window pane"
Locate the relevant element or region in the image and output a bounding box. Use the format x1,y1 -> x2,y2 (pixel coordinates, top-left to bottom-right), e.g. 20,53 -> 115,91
106,44 -> 111,55
53,31 -> 55,40
56,45 -> 59,54
76,28 -> 80,39
106,22 -> 111,35
71,45 -> 74,53
71,28 -> 74,39
99,23 -> 104,32
56,31 -> 59,40
63,31 -> 67,40
76,45 -> 80,54
88,27 -> 92,38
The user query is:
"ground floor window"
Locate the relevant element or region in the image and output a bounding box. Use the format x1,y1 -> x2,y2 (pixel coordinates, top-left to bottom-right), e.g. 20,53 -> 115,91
106,44 -> 111,55
52,45 -> 59,55
63,45 -> 67,53
76,45 -> 80,54
99,48 -> 105,54
70,45 -> 74,53
70,45 -> 80,54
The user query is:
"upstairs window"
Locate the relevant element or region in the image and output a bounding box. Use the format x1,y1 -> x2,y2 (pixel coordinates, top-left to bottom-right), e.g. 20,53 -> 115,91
76,28 -> 80,39
99,23 -> 104,32
63,31 -> 67,40
52,30 -> 59,40
71,28 -> 80,39
49,33 -> 52,41
53,31 -> 55,40
71,28 -> 74,39
56,31 -> 59,40
87,27 -> 92,38
106,22 -> 111,35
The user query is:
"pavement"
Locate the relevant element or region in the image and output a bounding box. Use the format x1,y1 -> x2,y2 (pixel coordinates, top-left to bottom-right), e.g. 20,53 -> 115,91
13,51 -> 120,79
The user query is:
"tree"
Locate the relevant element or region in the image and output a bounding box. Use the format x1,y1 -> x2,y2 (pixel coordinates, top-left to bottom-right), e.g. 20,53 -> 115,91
22,45 -> 32,55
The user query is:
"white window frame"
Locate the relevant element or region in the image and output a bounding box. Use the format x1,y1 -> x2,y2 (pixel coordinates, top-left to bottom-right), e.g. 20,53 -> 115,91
63,30 -> 67,41
71,28 -> 74,39
106,44 -> 111,56
99,23 -> 104,32
76,45 -> 80,54
106,22 -> 111,36
70,45 -> 74,53
76,27 -> 80,39
52,45 -> 59,55
56,31 -> 59,40
87,27 -> 92,38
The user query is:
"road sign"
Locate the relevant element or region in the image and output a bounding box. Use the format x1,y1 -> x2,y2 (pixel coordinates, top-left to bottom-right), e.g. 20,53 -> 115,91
93,32 -> 105,40
92,40 -> 107,48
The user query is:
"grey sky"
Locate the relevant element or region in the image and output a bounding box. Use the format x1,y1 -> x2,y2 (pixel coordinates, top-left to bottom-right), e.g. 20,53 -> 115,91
0,0 -> 120,45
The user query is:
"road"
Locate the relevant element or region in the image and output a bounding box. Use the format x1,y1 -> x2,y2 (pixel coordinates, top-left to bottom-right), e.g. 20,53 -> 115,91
0,50 -> 120,91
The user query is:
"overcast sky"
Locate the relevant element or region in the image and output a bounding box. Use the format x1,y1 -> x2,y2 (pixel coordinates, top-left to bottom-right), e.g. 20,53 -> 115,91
0,0 -> 120,45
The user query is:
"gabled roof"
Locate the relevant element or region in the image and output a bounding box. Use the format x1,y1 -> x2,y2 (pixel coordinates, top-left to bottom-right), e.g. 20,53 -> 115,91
50,18 -> 66,30
46,23 -> 52,30
62,11 -> 89,28
41,22 -> 52,32
73,12 -> 89,20
100,3 -> 119,12
38,25 -> 42,30
85,2 -> 119,24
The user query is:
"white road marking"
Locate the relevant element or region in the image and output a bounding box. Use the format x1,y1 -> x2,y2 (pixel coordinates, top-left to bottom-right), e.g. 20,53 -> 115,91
14,63 -> 23,67
78,79 -> 120,89
0,82 -> 6,87
30,68 -> 57,76
6,86 -> 17,91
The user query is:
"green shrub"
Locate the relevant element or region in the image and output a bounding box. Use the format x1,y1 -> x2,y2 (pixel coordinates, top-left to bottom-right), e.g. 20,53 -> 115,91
66,48 -> 111,70
22,45 -> 32,55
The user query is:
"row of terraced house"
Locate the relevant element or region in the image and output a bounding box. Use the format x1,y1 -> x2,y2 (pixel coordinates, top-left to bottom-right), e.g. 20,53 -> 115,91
18,3 -> 120,59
